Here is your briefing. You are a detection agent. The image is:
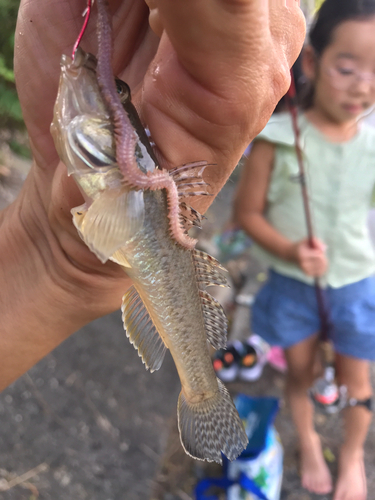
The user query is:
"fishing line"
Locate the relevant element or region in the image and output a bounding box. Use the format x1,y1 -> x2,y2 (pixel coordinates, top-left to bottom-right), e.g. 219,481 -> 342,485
72,0 -> 93,59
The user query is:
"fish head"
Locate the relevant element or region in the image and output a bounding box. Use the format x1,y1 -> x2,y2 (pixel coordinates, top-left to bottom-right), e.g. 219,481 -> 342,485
51,47 -> 124,198
50,47 -> 145,261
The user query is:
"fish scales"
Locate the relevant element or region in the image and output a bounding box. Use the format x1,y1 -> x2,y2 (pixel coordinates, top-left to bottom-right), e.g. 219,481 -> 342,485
123,189 -> 217,397
50,0 -> 248,464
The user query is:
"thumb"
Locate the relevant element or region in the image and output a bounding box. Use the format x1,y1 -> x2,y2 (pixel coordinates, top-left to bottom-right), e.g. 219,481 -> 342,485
311,237 -> 327,253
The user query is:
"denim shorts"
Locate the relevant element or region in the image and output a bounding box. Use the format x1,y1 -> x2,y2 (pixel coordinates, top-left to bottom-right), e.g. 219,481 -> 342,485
251,270 -> 375,360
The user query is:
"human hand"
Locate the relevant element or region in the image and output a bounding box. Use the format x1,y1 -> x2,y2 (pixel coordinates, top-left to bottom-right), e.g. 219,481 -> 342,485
288,238 -> 328,277
12,0 -> 305,312
0,0 -> 305,388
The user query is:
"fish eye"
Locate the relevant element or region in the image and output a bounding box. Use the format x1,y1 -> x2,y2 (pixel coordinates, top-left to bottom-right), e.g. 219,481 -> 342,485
116,79 -> 131,103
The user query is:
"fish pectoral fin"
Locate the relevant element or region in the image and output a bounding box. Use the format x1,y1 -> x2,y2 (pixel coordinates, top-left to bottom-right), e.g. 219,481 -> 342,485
110,248 -> 131,268
177,379 -> 248,464
72,203 -> 89,241
71,189 -> 144,263
122,286 -> 167,373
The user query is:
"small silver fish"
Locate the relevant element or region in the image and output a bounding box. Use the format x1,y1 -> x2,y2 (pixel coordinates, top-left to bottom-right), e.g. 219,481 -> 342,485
51,47 -> 248,464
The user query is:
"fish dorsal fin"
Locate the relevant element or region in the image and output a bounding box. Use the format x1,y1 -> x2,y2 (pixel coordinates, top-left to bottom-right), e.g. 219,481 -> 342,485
193,250 -> 229,349
193,249 -> 230,288
179,202 -> 205,229
121,286 -> 167,372
199,290 -> 228,350
170,161 -> 211,198
71,188 -> 144,263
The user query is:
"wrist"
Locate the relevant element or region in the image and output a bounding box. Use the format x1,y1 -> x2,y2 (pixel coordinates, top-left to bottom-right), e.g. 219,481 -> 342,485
0,169 -> 129,389
281,241 -> 299,264
0,185 -> 74,388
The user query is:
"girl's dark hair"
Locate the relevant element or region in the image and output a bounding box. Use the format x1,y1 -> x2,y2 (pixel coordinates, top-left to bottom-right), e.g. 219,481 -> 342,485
310,0 -> 375,55
301,0 -> 375,108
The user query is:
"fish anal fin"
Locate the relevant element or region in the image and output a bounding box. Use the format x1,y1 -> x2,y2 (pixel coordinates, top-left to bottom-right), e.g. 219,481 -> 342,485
177,378 -> 248,464
121,286 -> 167,372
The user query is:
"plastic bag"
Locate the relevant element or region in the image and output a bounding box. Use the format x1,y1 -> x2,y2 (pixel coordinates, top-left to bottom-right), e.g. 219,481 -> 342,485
195,395 -> 283,500
226,395 -> 283,500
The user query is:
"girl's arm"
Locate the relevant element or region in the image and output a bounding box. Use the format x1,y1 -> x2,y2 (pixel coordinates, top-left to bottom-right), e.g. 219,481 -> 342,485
234,140 -> 296,261
234,140 -> 327,274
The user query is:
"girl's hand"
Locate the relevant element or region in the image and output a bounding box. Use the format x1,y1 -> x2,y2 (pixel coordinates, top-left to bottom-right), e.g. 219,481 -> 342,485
288,238 -> 328,277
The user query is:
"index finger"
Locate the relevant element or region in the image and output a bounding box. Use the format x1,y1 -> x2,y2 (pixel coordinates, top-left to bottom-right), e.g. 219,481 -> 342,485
154,0 -> 305,96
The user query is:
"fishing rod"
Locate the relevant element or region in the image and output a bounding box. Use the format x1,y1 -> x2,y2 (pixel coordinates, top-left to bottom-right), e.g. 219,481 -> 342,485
286,74 -> 331,341
286,72 -> 346,414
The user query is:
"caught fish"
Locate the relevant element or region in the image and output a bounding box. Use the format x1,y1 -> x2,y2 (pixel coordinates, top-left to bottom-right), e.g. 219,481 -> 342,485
50,2 -> 247,464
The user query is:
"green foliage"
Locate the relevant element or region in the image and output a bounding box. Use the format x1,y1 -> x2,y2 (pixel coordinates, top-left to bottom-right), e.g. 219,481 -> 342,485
0,0 -> 24,127
9,138 -> 32,158
0,54 -> 15,82
0,0 -> 18,68
0,81 -> 22,125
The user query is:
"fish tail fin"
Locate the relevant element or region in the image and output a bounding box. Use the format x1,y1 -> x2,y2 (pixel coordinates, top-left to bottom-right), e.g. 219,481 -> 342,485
177,378 -> 248,464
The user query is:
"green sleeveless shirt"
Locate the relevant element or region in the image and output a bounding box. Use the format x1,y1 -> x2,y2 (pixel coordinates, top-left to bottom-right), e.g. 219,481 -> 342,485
251,112 -> 375,288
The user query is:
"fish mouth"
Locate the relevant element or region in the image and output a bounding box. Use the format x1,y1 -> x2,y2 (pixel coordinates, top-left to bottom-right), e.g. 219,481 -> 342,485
60,47 -> 97,75
60,54 -> 75,77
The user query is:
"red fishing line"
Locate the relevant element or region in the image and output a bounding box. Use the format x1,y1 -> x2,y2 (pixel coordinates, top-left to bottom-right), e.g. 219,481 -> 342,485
72,0 -> 93,59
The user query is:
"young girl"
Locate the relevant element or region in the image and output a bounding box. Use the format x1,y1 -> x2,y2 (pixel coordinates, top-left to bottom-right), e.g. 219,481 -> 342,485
234,1 -> 375,498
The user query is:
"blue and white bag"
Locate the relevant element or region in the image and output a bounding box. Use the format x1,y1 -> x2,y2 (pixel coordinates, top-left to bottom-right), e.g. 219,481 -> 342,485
195,395 -> 283,500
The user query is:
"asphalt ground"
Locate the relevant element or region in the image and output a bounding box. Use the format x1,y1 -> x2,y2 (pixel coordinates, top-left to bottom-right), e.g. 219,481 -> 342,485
0,312 -> 181,500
